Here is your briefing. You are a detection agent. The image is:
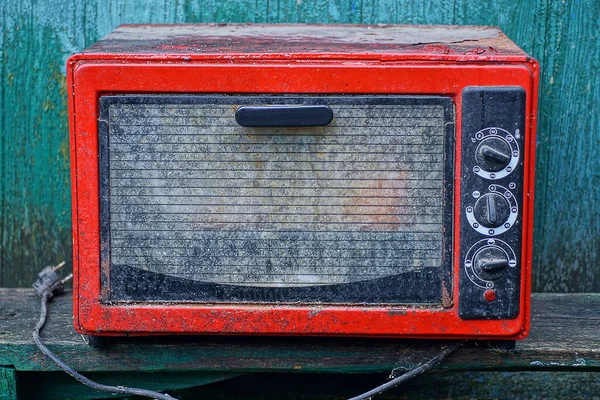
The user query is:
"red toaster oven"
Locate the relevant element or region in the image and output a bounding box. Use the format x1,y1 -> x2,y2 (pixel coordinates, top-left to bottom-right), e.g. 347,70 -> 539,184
67,24 -> 538,339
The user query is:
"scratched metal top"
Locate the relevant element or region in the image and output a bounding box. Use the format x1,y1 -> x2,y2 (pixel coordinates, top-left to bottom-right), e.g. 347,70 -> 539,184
79,24 -> 527,59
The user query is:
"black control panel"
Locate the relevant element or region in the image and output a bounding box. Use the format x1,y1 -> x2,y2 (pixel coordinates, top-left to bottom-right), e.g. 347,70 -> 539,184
459,87 -> 526,319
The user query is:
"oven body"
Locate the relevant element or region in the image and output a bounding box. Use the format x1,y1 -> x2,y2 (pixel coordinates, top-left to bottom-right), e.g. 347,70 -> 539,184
68,24 -> 538,339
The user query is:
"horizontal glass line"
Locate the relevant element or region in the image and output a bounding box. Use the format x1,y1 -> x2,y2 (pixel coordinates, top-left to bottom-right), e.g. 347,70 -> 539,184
111,212 -> 441,218
109,203 -> 439,207
110,242 -> 442,251
111,209 -> 440,214
110,194 -> 443,198
109,270 -> 438,274
109,177 -> 442,181
111,187 -> 440,191
110,160 -> 442,163
111,229 -> 441,233
111,236 -> 440,241
110,151 -> 442,155
110,168 -> 441,172
110,134 -> 443,138
113,220 -> 440,225
109,141 -> 443,146
114,254 -> 439,260
114,124 -> 442,128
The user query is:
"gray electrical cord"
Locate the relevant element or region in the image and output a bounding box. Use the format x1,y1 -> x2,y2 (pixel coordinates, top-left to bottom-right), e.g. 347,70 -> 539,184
33,289 -> 177,400
32,262 -> 462,400
347,341 -> 464,400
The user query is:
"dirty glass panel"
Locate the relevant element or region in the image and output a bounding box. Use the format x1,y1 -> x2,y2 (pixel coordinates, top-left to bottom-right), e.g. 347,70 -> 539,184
101,96 -> 453,304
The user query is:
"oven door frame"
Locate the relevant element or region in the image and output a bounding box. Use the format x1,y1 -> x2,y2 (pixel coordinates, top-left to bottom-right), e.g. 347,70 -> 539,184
98,94 -> 455,306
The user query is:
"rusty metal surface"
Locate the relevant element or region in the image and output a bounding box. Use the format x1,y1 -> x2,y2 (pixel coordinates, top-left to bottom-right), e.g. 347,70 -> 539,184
103,96 -> 450,302
81,24 -> 526,58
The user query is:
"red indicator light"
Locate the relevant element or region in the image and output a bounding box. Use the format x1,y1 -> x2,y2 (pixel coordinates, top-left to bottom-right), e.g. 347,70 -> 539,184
483,290 -> 497,302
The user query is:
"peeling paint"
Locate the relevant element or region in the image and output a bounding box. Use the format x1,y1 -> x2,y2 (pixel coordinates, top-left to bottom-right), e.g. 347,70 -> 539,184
530,357 -> 596,368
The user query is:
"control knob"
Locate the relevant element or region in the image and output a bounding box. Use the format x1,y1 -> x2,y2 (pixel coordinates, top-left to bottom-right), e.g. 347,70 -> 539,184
473,246 -> 509,280
476,137 -> 511,172
473,193 -> 510,228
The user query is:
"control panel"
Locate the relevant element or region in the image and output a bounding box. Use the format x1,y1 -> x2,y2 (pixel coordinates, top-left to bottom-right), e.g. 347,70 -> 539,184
459,87 -> 526,319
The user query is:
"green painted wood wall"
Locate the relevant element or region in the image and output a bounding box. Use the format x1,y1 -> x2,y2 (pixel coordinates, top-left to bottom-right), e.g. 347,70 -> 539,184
1,1 -> 598,291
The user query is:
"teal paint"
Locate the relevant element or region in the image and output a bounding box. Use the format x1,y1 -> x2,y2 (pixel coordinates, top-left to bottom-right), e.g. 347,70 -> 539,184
168,371 -> 600,400
17,371 -> 240,400
0,0 -> 598,291
0,368 -> 17,400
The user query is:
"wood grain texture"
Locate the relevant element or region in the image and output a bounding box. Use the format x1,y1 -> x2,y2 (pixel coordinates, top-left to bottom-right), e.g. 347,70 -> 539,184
15,371 -> 600,400
0,0 -> 598,291
16,371 -> 241,400
171,372 -> 600,400
0,368 -> 17,400
0,289 -> 598,373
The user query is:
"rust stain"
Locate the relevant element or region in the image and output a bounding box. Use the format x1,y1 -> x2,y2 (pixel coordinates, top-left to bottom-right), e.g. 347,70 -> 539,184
253,153 -> 264,169
463,46 -> 487,55
441,280 -> 454,308
99,240 -> 111,301
82,24 -> 527,59
342,171 -> 408,229
422,44 -> 454,54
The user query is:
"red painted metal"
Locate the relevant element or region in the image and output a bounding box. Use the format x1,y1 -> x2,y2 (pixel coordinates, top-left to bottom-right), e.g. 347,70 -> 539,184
68,24 -> 538,339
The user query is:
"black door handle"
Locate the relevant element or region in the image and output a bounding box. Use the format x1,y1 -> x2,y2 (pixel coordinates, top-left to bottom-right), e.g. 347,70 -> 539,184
235,105 -> 333,127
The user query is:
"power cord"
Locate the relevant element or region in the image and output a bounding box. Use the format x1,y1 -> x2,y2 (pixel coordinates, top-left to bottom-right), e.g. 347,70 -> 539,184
32,262 -> 463,400
32,262 -> 177,400
348,340 -> 464,400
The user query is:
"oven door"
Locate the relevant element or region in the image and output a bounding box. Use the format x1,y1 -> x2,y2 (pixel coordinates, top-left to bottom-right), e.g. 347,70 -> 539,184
99,95 -> 454,305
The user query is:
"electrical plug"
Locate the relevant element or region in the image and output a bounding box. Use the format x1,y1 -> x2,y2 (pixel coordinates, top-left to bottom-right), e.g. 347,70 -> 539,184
32,261 -> 73,299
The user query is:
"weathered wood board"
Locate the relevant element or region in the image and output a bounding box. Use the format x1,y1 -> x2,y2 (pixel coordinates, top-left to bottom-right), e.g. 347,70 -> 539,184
1,0 -> 599,292
0,290 -> 597,373
0,368 -> 17,400
14,371 -> 600,400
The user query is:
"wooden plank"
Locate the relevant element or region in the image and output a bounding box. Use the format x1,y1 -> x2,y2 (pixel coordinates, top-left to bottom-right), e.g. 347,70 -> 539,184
16,371 -> 600,400
0,290 -> 597,373
168,371 -> 600,400
16,371 -> 240,400
0,368 -> 17,400
530,0 -> 600,293
0,0 -> 599,292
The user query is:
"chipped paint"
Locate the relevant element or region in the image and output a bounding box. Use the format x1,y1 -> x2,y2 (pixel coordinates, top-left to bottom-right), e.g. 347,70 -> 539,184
529,357 -> 596,368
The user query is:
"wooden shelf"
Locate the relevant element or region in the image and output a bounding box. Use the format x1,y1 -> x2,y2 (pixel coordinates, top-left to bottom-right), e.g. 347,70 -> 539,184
0,290 -> 598,399
1,290 -> 598,374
